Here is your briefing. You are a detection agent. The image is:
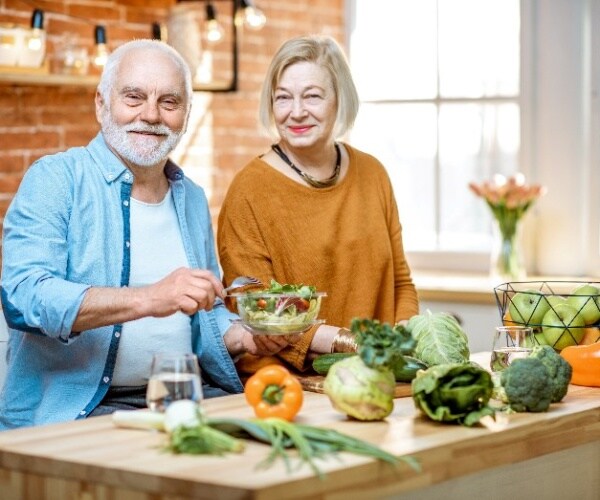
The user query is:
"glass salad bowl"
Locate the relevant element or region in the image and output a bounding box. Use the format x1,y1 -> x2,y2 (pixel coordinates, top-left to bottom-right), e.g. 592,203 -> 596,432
230,284 -> 326,335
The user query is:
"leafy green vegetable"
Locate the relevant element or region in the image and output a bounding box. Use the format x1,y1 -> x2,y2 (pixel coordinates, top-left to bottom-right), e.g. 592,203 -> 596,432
406,311 -> 470,366
264,279 -> 316,299
411,363 -> 495,426
351,318 -> 416,371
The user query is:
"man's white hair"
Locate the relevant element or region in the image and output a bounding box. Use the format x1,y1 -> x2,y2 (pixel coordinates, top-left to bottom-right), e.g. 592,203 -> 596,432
97,39 -> 193,109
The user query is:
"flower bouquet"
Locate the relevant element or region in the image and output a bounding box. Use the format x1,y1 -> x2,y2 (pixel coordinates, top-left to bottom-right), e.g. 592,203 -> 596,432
469,173 -> 546,281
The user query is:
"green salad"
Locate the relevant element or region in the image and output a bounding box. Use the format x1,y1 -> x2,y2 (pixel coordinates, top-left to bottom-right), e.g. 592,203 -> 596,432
234,280 -> 324,334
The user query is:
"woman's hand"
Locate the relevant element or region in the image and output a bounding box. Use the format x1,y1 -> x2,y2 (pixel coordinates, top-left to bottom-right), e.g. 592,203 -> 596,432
224,323 -> 301,357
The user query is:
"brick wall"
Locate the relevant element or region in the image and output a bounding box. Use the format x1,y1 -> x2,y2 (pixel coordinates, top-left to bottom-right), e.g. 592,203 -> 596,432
0,0 -> 345,233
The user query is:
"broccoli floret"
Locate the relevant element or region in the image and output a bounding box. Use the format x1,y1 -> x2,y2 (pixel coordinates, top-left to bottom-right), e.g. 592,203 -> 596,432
529,345 -> 573,402
500,357 -> 553,412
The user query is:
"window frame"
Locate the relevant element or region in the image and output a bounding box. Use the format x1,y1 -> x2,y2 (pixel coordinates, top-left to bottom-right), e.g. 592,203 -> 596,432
345,0 -> 600,277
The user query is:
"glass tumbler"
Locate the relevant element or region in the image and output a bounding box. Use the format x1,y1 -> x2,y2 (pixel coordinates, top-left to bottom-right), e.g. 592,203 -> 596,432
490,325 -> 534,372
146,353 -> 203,412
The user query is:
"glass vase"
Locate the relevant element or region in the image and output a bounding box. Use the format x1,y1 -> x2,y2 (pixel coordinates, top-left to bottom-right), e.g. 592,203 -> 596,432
490,218 -> 526,283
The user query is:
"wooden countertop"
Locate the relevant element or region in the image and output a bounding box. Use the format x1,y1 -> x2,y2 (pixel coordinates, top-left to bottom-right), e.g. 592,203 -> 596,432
1,353 -> 599,499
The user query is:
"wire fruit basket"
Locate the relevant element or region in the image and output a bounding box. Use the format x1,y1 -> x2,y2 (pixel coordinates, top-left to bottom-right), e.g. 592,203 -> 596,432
494,281 -> 600,351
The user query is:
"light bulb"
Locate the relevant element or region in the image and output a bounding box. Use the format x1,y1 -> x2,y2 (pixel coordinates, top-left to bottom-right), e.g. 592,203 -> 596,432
93,25 -> 109,68
235,0 -> 266,31
27,28 -> 43,51
203,3 -> 224,44
93,44 -> 109,67
205,19 -> 224,43
27,9 -> 44,51
243,6 -> 266,30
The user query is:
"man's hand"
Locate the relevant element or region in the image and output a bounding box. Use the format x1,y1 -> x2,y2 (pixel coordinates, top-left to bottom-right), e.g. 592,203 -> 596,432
143,267 -> 225,317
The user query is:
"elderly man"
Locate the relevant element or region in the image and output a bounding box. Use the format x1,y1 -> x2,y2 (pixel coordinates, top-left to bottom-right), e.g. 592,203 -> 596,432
0,40 -> 288,429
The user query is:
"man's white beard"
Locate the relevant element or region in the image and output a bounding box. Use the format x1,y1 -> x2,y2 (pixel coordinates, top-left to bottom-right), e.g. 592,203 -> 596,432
101,109 -> 184,168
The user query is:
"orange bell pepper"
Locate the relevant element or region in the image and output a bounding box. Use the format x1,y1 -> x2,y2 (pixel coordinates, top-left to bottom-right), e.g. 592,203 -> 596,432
560,342 -> 600,387
244,364 -> 304,421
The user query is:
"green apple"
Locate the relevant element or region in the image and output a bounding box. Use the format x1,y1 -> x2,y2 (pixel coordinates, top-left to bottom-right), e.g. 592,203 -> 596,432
534,331 -> 549,346
541,303 -> 585,350
566,284 -> 600,325
545,295 -> 566,308
508,290 -> 550,326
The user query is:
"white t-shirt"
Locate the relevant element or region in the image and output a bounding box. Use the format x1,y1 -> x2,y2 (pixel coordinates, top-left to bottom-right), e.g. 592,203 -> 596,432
112,188 -> 193,386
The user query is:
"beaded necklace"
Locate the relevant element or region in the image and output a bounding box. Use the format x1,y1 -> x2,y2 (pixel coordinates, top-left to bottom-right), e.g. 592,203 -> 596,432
271,143 -> 341,188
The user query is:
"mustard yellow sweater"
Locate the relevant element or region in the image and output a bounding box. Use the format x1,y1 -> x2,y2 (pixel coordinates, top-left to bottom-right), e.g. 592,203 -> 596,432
218,144 -> 419,371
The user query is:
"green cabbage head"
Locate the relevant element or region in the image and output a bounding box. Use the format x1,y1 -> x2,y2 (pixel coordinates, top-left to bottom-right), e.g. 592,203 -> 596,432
323,356 -> 395,421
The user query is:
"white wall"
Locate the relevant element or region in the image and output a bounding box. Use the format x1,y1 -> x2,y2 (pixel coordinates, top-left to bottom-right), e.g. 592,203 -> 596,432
522,0 -> 600,276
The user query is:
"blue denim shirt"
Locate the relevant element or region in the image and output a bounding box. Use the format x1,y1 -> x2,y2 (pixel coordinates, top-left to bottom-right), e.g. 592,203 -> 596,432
0,133 -> 243,430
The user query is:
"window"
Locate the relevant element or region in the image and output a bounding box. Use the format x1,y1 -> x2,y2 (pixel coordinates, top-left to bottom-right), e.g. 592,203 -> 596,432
348,0 -> 521,271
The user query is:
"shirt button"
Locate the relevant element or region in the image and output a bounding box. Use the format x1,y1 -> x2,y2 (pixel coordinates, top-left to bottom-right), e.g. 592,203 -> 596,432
103,376 -> 110,384
123,200 -> 129,207
107,173 -> 114,180
125,241 -> 130,248
115,331 -> 121,338
124,173 -> 131,180
79,410 -> 86,415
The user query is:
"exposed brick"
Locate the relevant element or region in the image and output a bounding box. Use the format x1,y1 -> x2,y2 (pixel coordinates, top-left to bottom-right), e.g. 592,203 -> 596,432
64,126 -> 100,148
0,154 -> 27,174
0,174 -> 24,194
46,18 -> 95,41
0,131 -> 61,152
67,4 -> 122,23
4,0 -> 67,14
124,7 -> 170,25
0,198 -> 13,219
0,110 -> 38,128
117,0 -> 170,8
107,25 -> 156,44
39,109 -> 97,126
19,88 -> 96,108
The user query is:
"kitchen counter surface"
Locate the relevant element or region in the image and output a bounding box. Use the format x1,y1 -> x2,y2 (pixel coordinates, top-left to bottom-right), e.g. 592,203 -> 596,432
412,271 -> 599,304
0,353 -> 599,499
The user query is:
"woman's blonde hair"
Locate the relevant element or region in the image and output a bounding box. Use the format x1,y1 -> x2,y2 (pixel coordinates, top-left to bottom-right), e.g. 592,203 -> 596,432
258,35 -> 359,140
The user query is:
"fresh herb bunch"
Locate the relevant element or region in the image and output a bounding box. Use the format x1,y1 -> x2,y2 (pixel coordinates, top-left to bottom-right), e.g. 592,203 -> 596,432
350,318 -> 416,371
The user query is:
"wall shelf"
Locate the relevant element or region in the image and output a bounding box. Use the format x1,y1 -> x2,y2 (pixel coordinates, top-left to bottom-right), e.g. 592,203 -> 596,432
0,70 -> 99,88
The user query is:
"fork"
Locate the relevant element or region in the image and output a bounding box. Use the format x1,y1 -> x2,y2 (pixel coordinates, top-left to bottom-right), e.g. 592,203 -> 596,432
223,276 -> 263,295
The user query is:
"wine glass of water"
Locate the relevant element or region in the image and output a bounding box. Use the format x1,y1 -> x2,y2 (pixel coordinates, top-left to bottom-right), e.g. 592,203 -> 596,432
146,353 -> 203,412
490,326 -> 534,372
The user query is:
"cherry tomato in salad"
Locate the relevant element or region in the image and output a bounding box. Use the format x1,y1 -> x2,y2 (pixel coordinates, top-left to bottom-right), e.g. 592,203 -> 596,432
256,298 -> 268,309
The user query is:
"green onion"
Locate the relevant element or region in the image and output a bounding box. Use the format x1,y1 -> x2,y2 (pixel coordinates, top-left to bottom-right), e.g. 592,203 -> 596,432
207,416 -> 420,478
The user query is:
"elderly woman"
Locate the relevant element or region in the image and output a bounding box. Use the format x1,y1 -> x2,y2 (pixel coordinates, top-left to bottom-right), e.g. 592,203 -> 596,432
218,35 -> 419,373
